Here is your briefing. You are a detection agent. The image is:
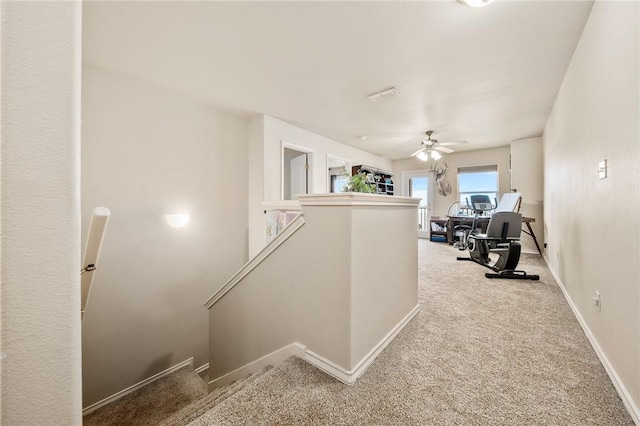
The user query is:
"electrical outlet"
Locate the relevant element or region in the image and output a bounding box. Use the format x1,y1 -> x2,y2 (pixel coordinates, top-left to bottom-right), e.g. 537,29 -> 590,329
592,291 -> 601,312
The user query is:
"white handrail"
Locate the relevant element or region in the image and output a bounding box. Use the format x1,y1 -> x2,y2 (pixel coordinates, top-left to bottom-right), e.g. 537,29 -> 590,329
204,213 -> 305,309
81,207 -> 111,321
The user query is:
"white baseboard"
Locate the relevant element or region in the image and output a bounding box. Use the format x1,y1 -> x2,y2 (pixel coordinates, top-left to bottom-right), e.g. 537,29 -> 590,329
522,249 -> 540,255
83,357 -> 195,416
306,304 -> 421,385
195,362 -> 209,375
543,255 -> 640,425
208,304 -> 421,390
208,343 -> 307,390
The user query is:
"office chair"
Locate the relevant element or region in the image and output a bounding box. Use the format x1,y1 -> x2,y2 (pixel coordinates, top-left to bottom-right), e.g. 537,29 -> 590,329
453,195 -> 495,251
457,211 -> 539,280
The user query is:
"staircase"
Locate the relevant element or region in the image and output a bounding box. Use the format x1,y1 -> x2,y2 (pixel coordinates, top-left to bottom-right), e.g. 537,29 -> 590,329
160,365 -> 274,426
83,362 -> 280,425
82,365 -> 208,425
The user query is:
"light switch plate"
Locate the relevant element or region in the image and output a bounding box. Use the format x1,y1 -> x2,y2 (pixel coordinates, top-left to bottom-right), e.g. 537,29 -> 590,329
598,160 -> 607,179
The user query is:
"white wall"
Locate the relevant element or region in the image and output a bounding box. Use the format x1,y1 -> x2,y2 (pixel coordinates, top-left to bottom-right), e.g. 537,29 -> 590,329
511,137 -> 544,253
543,0 -> 639,420
1,2 -> 83,424
208,194 -> 418,385
81,66 -> 249,407
393,146 -> 511,218
248,115 -> 266,264
248,115 -> 393,256
263,117 -> 393,201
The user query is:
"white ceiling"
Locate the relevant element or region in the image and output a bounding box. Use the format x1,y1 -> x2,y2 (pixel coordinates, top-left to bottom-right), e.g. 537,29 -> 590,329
82,0 -> 594,160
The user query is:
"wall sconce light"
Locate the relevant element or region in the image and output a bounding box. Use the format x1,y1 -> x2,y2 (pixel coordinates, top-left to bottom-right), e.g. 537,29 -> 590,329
165,213 -> 191,228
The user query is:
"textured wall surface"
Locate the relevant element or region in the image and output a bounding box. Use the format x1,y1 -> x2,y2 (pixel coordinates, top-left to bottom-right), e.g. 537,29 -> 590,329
81,66 -> 249,407
1,2 -> 83,424
248,116 -> 393,257
543,0 -> 639,419
511,137 -> 544,253
208,194 -> 419,383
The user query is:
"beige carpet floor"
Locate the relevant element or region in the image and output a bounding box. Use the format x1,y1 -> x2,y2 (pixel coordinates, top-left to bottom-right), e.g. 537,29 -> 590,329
83,365 -> 207,425
183,240 -> 633,425
84,240 -> 634,425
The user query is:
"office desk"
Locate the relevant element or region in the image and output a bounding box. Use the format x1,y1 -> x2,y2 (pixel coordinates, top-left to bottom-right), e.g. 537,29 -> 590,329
520,217 -> 542,255
446,215 -> 541,254
446,216 -> 490,245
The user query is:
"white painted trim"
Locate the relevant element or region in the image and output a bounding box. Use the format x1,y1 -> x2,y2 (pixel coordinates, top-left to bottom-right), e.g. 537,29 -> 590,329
298,192 -> 420,207
456,162 -> 500,204
303,350 -> 351,383
521,249 -> 539,255
349,304 -> 421,382
195,363 -> 209,376
204,214 -> 306,309
208,343 -> 307,391
208,305 -> 421,390
305,304 -> 421,384
401,170 -> 435,239
281,139 -> 314,155
281,139 -> 314,201
326,154 -> 351,193
82,357 -> 195,415
543,256 -> 640,425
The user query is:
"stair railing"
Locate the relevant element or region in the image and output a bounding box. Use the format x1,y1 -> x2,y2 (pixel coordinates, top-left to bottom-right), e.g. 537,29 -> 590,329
81,207 -> 111,321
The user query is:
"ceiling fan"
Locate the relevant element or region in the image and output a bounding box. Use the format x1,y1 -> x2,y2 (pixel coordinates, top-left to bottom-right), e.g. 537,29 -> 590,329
410,130 -> 468,161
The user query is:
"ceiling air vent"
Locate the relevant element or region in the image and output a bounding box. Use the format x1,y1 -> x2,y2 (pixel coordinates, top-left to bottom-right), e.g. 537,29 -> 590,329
367,87 -> 400,103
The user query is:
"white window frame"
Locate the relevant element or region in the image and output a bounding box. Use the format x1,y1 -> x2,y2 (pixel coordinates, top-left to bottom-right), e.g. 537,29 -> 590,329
457,164 -> 499,208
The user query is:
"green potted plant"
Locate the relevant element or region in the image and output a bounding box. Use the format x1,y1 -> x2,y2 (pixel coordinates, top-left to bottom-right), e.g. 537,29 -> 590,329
343,171 -> 377,194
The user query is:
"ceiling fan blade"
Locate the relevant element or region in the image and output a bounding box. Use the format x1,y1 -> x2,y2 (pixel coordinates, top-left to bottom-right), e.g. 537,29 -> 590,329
410,147 -> 426,157
439,140 -> 468,146
434,146 -> 455,154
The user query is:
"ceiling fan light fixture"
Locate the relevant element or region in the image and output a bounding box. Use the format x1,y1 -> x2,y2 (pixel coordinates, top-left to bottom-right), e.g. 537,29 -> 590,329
431,150 -> 442,160
460,0 -> 495,7
417,151 -> 429,162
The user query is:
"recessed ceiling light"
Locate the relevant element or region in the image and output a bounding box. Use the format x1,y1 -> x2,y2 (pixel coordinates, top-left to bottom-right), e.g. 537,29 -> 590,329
460,0 -> 495,7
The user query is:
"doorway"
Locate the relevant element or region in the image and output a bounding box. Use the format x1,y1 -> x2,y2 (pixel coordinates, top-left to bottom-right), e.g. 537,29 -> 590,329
282,143 -> 312,200
327,155 -> 350,193
403,171 -> 433,239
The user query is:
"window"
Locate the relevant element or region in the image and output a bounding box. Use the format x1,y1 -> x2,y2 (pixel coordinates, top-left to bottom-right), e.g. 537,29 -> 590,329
457,165 -> 498,208
330,174 -> 348,192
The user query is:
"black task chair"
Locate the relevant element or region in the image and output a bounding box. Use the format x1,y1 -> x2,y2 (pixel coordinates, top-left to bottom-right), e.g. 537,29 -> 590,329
453,195 -> 495,251
457,211 -> 540,280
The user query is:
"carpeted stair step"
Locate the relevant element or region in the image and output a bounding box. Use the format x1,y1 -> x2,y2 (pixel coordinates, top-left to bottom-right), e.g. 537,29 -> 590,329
83,365 -> 207,426
159,364 -> 274,426
187,356 -> 320,426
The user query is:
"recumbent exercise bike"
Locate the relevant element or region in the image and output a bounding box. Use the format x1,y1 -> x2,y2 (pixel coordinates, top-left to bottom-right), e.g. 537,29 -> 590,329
455,195 -> 539,280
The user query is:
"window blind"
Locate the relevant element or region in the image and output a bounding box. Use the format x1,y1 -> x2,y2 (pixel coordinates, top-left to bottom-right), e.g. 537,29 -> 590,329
457,164 -> 498,174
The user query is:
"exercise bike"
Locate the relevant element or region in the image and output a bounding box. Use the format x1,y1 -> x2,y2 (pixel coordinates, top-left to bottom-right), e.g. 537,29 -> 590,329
456,195 -> 539,281
453,195 -> 496,252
